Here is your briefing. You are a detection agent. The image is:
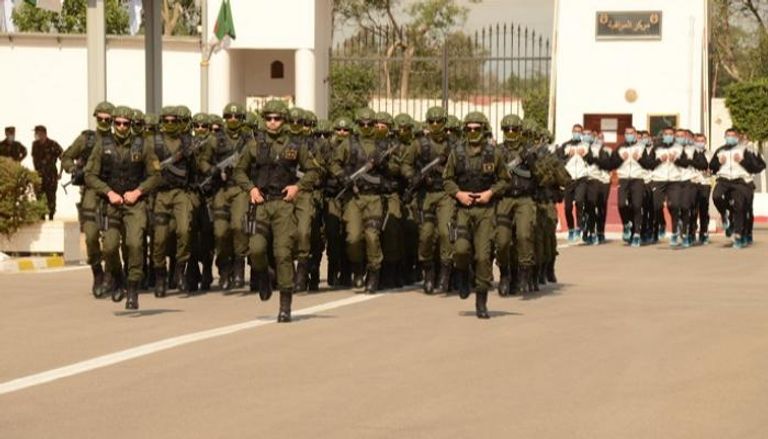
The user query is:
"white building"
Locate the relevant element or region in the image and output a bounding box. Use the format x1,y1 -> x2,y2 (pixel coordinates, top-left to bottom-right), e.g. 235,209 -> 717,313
550,0 -> 708,146
0,0 -> 332,221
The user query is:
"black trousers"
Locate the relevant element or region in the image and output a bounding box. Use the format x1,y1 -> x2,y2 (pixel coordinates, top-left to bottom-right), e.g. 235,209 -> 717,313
712,179 -> 753,237
563,178 -> 587,230
618,179 -> 645,235
688,183 -> 711,238
585,180 -> 610,236
651,181 -> 686,237
641,183 -> 654,239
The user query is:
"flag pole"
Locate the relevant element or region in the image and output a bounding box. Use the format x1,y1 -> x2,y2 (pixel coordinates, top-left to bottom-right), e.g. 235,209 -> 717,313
200,0 -> 209,114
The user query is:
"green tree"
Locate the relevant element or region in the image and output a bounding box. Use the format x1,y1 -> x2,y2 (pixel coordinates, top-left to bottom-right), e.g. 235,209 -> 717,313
522,87 -> 549,128
0,158 -> 47,238
711,0 -> 768,95
13,0 -> 128,34
725,77 -> 768,151
329,64 -> 376,122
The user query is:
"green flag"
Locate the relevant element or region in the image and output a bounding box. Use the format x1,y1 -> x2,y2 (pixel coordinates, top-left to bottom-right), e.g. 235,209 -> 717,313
214,0 -> 236,42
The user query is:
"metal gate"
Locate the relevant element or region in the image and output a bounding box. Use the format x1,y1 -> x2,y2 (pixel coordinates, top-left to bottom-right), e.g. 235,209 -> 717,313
329,23 -> 551,136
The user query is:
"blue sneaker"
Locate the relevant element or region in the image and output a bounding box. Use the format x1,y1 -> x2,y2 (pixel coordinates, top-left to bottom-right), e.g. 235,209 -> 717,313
670,234 -> 680,247
597,234 -> 606,245
567,229 -> 575,241
573,228 -> 582,241
631,236 -> 641,247
622,224 -> 632,243
699,233 -> 710,245
733,235 -> 745,249
723,218 -> 732,237
746,235 -> 754,246
659,230 -> 667,240
681,235 -> 691,248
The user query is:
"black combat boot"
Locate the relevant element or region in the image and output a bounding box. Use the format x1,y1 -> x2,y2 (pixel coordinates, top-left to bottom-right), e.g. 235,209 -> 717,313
422,262 -> 435,294
294,260 -> 309,292
308,264 -> 320,292
257,271 -> 273,301
167,260 -> 178,290
438,262 -> 452,294
529,266 -> 540,292
201,264 -> 213,291
249,265 -> 258,292
517,266 -> 531,294
546,259 -> 557,283
326,259 -> 338,288
456,269 -> 471,300
498,265 -> 510,297
233,257 -> 245,289
154,267 -> 167,298
219,263 -> 233,291
475,290 -> 490,319
537,264 -> 547,285
352,264 -> 365,289
365,269 -> 380,294
175,261 -> 189,293
125,281 -> 140,310
509,265 -> 520,295
185,260 -> 200,293
277,291 -> 292,323
91,263 -> 104,298
103,272 -> 123,302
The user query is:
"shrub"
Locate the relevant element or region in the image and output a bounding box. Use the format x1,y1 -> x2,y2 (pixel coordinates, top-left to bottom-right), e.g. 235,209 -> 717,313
0,158 -> 47,238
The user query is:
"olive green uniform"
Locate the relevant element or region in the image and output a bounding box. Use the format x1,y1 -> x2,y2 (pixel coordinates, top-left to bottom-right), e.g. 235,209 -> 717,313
84,135 -> 159,285
233,129 -> 319,293
198,130 -> 253,286
443,141 -> 509,292
32,138 -> 63,219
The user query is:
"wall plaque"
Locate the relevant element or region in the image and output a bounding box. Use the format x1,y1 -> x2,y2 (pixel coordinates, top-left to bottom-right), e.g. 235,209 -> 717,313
596,11 -> 662,40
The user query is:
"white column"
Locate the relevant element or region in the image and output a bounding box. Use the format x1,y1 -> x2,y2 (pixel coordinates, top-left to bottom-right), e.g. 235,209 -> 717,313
86,0 -> 106,130
294,48 -> 316,111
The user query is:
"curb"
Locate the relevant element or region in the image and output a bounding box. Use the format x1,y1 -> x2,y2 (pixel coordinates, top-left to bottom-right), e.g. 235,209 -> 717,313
0,256 -> 66,273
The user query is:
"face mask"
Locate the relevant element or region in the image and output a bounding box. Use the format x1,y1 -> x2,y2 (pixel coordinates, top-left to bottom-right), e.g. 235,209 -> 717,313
503,131 -> 520,142
194,128 -> 209,137
675,136 -> 686,145
467,130 -> 484,144
694,142 -> 706,150
625,134 -> 636,144
114,126 -> 131,140
7,135 -> 14,142
725,136 -> 738,146
572,132 -> 582,142
97,121 -> 111,132
359,125 -> 374,137
374,126 -> 389,139
639,138 -> 648,146
582,135 -> 593,144
226,119 -> 242,132
662,135 -> 674,144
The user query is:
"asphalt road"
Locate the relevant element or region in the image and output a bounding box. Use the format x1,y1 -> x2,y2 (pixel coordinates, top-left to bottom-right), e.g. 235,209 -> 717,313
1,234 -> 767,438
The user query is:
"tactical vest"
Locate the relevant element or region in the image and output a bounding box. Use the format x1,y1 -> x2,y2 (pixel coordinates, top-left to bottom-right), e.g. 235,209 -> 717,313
154,133 -> 194,189
454,140 -> 496,193
100,135 -> 146,194
81,130 -> 98,163
344,135 -> 395,193
248,134 -> 301,197
213,131 -> 246,187
502,143 -> 535,197
417,136 -> 451,191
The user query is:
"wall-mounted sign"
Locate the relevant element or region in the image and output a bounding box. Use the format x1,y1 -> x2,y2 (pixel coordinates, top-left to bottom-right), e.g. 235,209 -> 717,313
596,11 -> 662,40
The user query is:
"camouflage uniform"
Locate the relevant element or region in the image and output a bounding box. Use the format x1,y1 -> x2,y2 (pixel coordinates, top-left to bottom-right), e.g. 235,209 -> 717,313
31,128 -> 63,220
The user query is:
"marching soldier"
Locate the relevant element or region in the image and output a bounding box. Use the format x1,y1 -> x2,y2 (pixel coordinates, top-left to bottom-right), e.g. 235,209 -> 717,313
394,113 -> 420,285
323,117 -> 354,287
494,115 -> 537,295
31,125 -> 63,220
233,98 -> 320,322
330,108 -> 400,292
149,106 -> 202,297
198,103 -> 253,290
443,112 -> 509,319
401,106 -> 455,294
61,101 -> 115,296
85,106 -> 160,309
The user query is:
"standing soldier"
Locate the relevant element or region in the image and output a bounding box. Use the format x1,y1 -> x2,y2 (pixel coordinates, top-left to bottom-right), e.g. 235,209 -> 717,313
394,113 -> 420,285
131,109 -> 145,137
493,115 -> 537,296
234,99 -> 320,322
199,103 -> 253,290
401,106 -> 455,294
31,125 -> 63,220
62,101 -> 115,296
0,126 -> 28,162
85,106 -> 159,309
330,108 -> 399,292
443,112 -> 509,319
144,113 -> 158,136
149,106 -> 202,297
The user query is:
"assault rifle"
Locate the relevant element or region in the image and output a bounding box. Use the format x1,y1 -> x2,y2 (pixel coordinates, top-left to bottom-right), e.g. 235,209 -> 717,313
402,156 -> 444,204
335,143 -> 399,200
199,150 -> 241,189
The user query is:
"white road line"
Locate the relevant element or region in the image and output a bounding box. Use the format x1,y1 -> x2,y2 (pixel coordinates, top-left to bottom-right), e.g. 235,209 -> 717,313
0,293 -> 385,396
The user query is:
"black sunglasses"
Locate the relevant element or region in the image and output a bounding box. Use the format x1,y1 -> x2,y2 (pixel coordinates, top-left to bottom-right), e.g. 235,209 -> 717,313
96,116 -> 112,123
194,123 -> 209,129
162,118 -> 177,124
464,126 -> 482,133
503,127 -> 520,133
212,127 -> 222,132
265,116 -> 283,122
114,120 -> 131,127
427,118 -> 445,124
359,121 -> 374,128
223,113 -> 244,120
336,128 -> 350,133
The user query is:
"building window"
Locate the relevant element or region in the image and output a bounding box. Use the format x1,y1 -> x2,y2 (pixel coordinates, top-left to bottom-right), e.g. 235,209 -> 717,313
271,61 -> 284,79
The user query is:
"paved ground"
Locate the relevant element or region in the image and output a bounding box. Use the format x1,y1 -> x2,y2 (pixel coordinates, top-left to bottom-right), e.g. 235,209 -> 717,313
1,234 -> 767,438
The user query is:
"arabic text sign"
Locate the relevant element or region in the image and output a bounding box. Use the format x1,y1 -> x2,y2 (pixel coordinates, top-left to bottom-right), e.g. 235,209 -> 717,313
596,11 -> 662,40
